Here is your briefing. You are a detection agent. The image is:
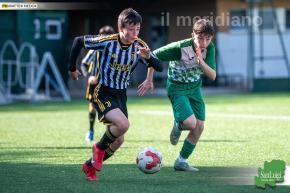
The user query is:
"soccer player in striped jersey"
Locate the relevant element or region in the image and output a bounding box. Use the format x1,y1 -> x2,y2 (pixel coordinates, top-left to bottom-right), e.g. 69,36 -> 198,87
68,8 -> 163,181
81,25 -> 115,142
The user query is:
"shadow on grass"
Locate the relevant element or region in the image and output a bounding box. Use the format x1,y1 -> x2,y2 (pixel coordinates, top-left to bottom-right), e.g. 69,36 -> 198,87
0,139 -> 247,151
126,139 -> 247,143
0,100 -> 87,112
0,162 -> 287,193
199,139 -> 247,143
0,146 -> 91,150
0,98 -> 169,112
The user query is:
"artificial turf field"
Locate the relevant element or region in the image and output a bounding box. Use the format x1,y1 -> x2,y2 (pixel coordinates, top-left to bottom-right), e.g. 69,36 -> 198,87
0,94 -> 289,193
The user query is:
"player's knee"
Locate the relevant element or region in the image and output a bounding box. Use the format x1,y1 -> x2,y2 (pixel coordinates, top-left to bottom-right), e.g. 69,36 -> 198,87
188,124 -> 196,131
182,118 -> 197,131
118,120 -> 130,133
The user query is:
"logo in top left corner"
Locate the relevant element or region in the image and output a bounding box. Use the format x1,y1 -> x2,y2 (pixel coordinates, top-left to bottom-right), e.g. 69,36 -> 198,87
1,3 -> 38,9
1,3 -> 15,9
2,4 -> 9,8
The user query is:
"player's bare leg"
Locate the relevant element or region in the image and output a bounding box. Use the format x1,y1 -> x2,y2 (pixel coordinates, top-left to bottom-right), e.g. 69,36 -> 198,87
186,119 -> 204,144
174,115 -> 201,172
170,115 -> 197,145
83,108 -> 128,181
92,108 -> 129,171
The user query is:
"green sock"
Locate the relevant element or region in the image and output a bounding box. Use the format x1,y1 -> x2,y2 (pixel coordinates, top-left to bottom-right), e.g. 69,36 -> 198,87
180,139 -> 196,159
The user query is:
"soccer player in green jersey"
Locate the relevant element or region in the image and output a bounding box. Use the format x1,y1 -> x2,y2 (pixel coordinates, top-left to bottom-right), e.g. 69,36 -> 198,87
138,19 -> 216,172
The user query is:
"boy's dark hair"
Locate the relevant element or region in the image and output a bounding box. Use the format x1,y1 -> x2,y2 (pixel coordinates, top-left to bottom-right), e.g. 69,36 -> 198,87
99,25 -> 115,35
118,8 -> 142,29
193,19 -> 215,36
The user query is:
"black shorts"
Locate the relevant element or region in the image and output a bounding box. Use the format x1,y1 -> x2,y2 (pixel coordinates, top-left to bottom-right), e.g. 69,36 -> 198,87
89,84 -> 128,123
85,83 -> 94,101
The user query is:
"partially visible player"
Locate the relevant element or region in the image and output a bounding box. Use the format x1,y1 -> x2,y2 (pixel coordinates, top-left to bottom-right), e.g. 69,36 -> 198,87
81,25 -> 115,142
138,19 -> 216,172
68,8 -> 163,181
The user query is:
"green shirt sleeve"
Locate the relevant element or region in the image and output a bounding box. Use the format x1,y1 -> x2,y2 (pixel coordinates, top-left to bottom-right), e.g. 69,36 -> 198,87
153,41 -> 181,62
205,42 -> 216,71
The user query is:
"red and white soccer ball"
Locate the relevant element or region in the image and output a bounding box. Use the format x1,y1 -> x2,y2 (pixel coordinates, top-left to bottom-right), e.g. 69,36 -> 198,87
136,147 -> 163,174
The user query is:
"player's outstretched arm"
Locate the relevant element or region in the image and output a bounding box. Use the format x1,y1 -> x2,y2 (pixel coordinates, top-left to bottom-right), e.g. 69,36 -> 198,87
147,53 -> 163,72
68,36 -> 84,80
137,46 -> 163,72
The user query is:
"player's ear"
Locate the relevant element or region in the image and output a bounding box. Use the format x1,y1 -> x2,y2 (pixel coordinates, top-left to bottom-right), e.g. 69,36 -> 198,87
118,25 -> 124,33
191,32 -> 195,39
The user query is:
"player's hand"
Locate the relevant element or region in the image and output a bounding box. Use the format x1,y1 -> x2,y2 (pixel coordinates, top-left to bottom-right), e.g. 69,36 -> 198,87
196,47 -> 205,65
88,76 -> 97,85
137,79 -> 154,96
70,70 -> 81,80
137,46 -> 150,59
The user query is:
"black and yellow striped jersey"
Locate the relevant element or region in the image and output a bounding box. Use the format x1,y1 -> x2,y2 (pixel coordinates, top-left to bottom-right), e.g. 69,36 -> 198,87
83,34 -> 149,89
81,50 -> 96,76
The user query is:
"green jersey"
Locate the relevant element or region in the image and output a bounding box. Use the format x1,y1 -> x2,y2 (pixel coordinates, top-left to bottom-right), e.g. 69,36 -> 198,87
153,38 -> 216,84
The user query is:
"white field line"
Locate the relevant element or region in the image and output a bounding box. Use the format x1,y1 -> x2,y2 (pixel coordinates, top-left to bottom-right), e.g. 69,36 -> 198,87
132,110 -> 290,121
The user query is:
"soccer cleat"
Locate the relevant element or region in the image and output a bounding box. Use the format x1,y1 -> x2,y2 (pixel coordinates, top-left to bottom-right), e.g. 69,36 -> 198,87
82,162 -> 98,181
92,144 -> 105,171
170,121 -> 182,145
173,159 -> 199,172
85,131 -> 94,142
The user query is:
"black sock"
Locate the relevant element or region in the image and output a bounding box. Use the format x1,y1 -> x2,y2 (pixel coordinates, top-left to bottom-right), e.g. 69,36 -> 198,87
87,154 -> 111,165
97,127 -> 117,150
103,146 -> 115,161
89,112 -> 96,132
86,158 -> 93,166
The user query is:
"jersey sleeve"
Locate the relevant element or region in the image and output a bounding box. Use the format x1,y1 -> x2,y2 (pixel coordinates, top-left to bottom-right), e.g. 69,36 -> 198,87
138,57 -> 148,65
205,42 -> 216,71
81,50 -> 95,66
136,39 -> 149,65
83,35 -> 107,50
80,50 -> 96,77
135,39 -> 163,72
153,41 -> 182,62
